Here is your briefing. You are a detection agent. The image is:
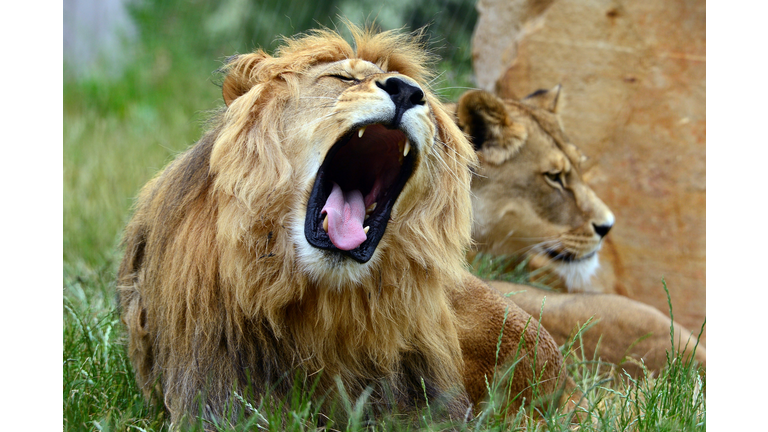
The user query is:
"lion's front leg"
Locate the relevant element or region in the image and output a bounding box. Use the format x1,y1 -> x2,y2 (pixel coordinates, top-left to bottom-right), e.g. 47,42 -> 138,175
451,274 -> 583,418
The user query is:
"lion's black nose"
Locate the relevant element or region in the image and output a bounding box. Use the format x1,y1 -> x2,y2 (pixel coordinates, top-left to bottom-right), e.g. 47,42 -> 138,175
593,223 -> 613,238
377,77 -> 425,108
376,77 -> 425,127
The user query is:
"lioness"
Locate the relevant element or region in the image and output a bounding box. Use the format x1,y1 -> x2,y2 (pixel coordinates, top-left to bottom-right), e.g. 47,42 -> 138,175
117,25 -> 578,427
452,88 -> 705,375
456,86 -> 614,293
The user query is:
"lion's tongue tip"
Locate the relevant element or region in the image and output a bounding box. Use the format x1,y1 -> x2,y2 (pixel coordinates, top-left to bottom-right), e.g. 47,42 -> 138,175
327,211 -> 367,250
329,226 -> 367,251
322,183 -> 368,251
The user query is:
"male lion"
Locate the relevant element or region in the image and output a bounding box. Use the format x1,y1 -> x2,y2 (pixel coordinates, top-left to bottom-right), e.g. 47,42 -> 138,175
117,25 -> 576,427
452,88 -> 705,376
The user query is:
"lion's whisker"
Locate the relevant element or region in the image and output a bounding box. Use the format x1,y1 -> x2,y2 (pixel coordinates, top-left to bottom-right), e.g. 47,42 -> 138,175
435,137 -> 476,166
430,145 -> 470,193
283,111 -> 339,133
436,86 -> 482,92
427,70 -> 447,88
299,96 -> 337,100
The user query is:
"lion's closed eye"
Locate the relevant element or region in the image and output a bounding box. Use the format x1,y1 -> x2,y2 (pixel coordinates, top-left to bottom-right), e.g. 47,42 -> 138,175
325,73 -> 358,83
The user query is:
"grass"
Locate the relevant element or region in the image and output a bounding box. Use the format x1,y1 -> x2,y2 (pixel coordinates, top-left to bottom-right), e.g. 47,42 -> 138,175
63,261 -> 706,431
63,6 -> 704,430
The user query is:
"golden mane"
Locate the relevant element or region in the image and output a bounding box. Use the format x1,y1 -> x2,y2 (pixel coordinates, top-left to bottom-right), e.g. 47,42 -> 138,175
117,23 -> 479,423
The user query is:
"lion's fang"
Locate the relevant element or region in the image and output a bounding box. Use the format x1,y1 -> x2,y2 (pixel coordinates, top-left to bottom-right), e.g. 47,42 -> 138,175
366,202 -> 377,216
363,226 -> 370,234
403,139 -> 410,157
322,214 -> 329,232
358,126 -> 366,138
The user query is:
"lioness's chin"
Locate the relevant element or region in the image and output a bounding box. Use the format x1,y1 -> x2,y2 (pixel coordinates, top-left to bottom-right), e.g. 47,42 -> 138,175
549,253 -> 601,293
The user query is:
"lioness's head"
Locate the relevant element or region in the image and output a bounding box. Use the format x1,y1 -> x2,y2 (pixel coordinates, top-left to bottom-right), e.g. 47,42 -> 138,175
455,87 -> 614,292
215,25 -> 475,290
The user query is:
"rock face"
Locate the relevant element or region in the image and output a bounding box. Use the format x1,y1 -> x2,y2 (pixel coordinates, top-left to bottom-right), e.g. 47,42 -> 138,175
472,0 -> 705,342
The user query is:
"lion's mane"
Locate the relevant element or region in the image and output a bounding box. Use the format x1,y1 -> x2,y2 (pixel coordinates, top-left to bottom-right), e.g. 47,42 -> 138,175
117,24 -> 477,423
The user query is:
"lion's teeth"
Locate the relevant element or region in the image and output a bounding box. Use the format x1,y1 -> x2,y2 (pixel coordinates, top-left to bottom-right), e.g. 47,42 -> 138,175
366,202 -> 377,215
358,126 -> 366,138
363,226 -> 370,234
403,139 -> 410,157
322,214 -> 328,232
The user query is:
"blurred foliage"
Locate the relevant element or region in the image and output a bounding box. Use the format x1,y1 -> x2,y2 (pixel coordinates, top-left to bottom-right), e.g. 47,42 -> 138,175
68,0 -> 479,103
124,0 -> 478,77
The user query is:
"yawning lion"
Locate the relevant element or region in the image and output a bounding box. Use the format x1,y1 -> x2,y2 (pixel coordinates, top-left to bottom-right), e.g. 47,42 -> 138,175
117,24 -> 577,426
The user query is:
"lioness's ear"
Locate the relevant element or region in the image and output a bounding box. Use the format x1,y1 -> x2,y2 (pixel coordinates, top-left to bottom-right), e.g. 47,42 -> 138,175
522,84 -> 563,113
222,53 -> 269,106
456,90 -> 527,165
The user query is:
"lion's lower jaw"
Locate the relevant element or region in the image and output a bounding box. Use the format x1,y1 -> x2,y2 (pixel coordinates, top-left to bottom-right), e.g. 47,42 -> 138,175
294,227 -> 379,288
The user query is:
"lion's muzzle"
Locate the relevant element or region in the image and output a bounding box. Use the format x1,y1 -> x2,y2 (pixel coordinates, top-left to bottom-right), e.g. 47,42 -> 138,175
305,123 -> 416,262
304,77 -> 426,263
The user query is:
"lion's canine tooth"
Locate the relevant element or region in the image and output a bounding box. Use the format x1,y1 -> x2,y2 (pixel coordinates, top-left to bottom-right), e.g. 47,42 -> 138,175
363,226 -> 370,234
366,202 -> 377,215
358,126 -> 366,138
322,214 -> 329,232
403,139 -> 410,157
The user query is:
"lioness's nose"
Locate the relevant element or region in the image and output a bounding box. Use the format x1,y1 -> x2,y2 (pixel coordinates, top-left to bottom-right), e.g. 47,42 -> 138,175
593,222 -> 613,238
376,77 -> 426,125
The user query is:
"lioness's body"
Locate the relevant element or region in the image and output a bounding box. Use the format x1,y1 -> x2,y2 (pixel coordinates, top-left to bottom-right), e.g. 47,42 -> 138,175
117,26 -> 574,426
488,281 -> 705,377
453,89 -> 705,376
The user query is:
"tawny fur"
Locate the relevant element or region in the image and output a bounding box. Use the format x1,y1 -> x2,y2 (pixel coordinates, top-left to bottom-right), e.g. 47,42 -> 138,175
117,25 -> 574,426
488,281 -> 706,378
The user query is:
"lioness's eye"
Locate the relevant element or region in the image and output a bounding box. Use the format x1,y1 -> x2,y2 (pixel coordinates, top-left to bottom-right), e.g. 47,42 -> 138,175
545,171 -> 565,187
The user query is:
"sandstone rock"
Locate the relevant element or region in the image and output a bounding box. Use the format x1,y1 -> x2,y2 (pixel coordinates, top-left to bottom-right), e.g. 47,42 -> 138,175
472,0 -> 706,343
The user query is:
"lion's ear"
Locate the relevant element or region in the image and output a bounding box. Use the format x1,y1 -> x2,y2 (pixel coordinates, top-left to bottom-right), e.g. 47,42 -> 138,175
456,90 -> 527,165
222,53 -> 269,106
522,84 -> 563,113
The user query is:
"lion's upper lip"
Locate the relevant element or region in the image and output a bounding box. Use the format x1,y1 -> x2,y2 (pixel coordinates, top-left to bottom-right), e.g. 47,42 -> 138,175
304,123 -> 416,263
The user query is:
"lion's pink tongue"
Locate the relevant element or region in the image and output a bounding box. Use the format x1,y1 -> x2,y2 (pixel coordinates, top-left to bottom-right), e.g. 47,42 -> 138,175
322,182 -> 367,251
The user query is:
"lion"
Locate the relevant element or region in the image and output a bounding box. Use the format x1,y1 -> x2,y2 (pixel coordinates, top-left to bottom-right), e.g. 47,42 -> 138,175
451,88 -> 705,376
116,25 -> 578,427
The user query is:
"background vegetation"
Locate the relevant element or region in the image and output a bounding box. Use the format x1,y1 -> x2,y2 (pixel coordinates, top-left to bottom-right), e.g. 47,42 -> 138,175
63,1 -> 704,430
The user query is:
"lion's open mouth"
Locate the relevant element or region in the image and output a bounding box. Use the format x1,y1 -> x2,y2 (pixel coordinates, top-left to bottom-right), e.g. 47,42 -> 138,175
305,124 -> 416,263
